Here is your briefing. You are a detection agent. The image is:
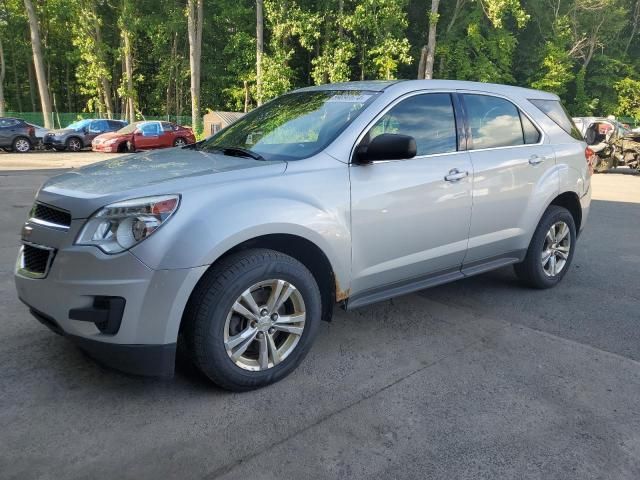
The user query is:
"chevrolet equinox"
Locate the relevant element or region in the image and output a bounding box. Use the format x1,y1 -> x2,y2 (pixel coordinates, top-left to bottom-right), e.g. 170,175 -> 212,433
15,80 -> 591,391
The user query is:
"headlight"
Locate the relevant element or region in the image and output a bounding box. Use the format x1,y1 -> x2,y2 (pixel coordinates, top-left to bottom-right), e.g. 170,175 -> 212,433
76,195 -> 180,254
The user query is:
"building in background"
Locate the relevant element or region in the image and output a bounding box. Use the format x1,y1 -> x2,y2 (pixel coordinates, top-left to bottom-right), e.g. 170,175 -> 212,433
202,111 -> 245,136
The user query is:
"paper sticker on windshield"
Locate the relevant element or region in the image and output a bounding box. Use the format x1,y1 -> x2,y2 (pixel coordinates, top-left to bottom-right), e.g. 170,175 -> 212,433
327,94 -> 372,103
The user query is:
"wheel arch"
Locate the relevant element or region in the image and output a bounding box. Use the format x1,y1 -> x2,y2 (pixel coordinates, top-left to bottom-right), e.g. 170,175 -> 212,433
549,191 -> 582,234
179,234 -> 341,334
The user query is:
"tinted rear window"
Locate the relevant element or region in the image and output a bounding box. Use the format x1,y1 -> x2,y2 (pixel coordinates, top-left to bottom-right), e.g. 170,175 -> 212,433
530,99 -> 582,140
463,94 -> 524,149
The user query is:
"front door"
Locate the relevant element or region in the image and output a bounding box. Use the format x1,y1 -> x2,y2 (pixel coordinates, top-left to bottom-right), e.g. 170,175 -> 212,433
136,122 -> 162,149
349,92 -> 473,297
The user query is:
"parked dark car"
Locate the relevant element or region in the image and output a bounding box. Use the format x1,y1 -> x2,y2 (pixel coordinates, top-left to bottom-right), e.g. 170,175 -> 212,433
0,117 -> 38,153
92,121 -> 196,153
44,119 -> 128,152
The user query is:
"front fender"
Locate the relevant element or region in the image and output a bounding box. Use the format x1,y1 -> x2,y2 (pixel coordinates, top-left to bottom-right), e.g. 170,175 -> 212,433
131,162 -> 352,293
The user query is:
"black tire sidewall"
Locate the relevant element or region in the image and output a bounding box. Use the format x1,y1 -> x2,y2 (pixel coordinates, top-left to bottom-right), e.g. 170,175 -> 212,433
66,137 -> 82,152
191,251 -> 322,390
520,206 -> 576,288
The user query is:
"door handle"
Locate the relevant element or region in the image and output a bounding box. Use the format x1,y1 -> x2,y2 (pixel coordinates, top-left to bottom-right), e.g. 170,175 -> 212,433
529,155 -> 545,165
444,168 -> 468,182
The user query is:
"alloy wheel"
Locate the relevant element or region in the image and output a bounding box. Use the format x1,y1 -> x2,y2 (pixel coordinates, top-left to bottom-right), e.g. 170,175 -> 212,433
174,138 -> 186,147
223,279 -> 306,371
68,138 -> 82,152
14,138 -> 30,153
541,221 -> 571,277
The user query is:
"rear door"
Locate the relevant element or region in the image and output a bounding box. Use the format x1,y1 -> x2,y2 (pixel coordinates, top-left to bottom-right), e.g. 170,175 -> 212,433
460,92 -> 556,265
0,118 -> 19,146
161,122 -> 177,147
86,119 -> 110,146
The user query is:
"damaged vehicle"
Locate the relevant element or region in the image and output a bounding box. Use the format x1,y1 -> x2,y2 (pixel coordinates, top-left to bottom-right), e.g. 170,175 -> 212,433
573,117 -> 640,173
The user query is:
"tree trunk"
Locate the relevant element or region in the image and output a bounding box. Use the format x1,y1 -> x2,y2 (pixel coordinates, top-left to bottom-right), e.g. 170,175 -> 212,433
24,0 -> 52,127
188,0 -> 203,131
244,80 -> 250,112
28,60 -> 36,111
256,0 -> 264,106
11,44 -> 23,112
123,31 -> 135,123
0,38 -> 5,116
93,16 -> 113,118
418,0 -> 440,79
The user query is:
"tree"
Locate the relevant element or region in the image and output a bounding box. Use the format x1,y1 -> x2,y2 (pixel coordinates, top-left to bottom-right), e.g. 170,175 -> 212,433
24,0 -> 52,127
187,0 -> 203,132
0,37 -> 5,116
256,0 -> 264,105
418,0 -> 440,79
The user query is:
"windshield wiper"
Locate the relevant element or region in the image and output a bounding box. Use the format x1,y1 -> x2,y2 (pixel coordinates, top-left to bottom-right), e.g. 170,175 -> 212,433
201,144 -> 265,161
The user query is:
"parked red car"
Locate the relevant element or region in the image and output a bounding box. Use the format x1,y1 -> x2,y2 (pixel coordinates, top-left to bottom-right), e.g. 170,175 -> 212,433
92,121 -> 196,153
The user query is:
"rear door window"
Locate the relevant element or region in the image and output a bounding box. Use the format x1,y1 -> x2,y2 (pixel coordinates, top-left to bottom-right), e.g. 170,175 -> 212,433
161,122 -> 175,132
529,99 -> 582,140
463,94 -> 525,149
90,120 -> 109,132
520,112 -> 541,144
0,118 -> 19,128
368,93 -> 458,156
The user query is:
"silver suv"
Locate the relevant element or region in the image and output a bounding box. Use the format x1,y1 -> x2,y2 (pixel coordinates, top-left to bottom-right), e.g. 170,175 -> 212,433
15,80 -> 591,390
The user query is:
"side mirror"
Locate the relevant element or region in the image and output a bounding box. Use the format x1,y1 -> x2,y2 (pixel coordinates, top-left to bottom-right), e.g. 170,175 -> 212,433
356,133 -> 417,163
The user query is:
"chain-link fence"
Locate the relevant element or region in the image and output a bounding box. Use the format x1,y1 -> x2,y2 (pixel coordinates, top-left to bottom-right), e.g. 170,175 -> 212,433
3,112 -> 192,129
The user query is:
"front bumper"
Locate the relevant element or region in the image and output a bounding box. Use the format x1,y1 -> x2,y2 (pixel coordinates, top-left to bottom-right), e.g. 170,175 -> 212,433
92,142 -> 118,153
14,218 -> 208,377
43,137 -> 66,147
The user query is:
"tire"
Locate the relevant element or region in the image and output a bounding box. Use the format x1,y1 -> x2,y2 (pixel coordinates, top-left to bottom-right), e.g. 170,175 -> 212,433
66,137 -> 83,152
117,142 -> 128,153
12,137 -> 32,153
514,205 -> 576,289
173,137 -> 187,147
182,248 -> 321,391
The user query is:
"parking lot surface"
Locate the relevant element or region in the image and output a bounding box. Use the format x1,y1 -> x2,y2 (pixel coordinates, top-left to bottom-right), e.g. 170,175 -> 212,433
1,158 -> 639,479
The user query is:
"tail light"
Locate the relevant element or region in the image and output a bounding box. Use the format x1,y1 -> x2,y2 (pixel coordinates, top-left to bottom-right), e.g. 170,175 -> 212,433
585,146 -> 594,175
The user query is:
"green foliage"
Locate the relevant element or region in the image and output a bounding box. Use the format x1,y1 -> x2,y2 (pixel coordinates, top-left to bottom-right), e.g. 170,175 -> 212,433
614,78 -> 640,121
3,0 -> 640,122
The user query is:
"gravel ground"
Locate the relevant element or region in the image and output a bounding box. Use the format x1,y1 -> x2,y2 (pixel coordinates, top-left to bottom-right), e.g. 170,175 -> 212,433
0,161 -> 639,480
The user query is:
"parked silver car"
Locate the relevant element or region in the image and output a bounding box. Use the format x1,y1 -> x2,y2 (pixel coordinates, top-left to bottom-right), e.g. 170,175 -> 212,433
15,80 -> 591,390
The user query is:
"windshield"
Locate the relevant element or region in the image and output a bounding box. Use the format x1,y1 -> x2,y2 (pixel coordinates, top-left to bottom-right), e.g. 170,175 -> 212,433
200,90 -> 377,160
67,119 -> 92,130
117,122 -> 143,134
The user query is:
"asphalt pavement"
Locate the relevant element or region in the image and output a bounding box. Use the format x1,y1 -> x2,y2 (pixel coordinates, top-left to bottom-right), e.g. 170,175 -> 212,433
0,160 -> 639,480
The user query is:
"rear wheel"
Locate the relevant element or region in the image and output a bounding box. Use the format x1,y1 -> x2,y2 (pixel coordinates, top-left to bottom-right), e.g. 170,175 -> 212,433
13,137 -> 32,153
66,137 -> 83,152
182,248 -> 321,391
173,137 -> 187,147
514,205 -> 576,289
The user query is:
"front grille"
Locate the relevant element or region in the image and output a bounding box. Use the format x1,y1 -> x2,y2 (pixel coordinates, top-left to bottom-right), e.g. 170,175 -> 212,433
19,243 -> 55,278
30,202 -> 71,229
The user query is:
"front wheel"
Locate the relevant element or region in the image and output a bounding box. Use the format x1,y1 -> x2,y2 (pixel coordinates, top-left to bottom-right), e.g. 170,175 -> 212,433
173,137 -> 187,147
66,137 -> 83,152
514,205 -> 576,289
182,248 -> 321,391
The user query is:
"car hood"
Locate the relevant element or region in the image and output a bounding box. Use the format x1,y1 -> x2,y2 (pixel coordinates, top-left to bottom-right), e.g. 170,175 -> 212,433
94,131 -> 127,141
47,128 -> 76,136
37,148 -> 287,218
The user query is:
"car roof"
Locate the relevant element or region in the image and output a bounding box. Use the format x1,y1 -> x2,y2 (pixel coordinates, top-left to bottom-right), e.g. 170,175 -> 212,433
293,79 -> 558,100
